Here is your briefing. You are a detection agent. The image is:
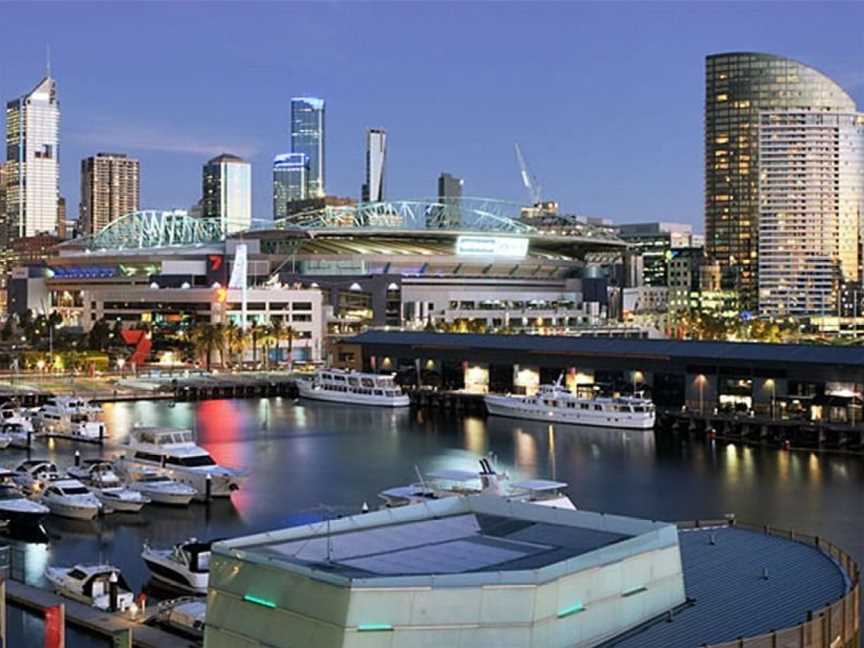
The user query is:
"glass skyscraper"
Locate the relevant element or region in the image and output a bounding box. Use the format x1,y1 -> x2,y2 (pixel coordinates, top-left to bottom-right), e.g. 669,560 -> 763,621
273,153 -> 309,219
3,74 -> 60,244
201,153 -> 252,235
362,129 -> 387,203
704,53 -> 856,308
290,97 -> 325,198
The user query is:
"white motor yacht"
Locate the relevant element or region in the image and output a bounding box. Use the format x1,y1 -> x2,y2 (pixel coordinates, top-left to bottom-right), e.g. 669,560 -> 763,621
0,470 -> 49,531
142,538 -> 213,593
120,468 -> 197,506
115,427 -> 243,500
156,597 -> 206,639
379,457 -> 576,510
12,460 -> 60,494
0,404 -> 34,434
484,380 -> 656,430
2,422 -> 31,449
0,427 -> 12,450
33,396 -> 106,440
297,369 -> 410,407
39,479 -> 102,520
45,564 -> 134,611
67,460 -> 149,513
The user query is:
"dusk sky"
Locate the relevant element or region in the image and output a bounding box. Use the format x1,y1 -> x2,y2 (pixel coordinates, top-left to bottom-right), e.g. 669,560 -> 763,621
3,1 -> 863,230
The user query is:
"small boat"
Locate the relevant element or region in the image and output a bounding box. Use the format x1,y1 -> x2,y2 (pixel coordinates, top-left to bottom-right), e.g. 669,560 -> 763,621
115,427 -> 244,500
0,429 -> 12,450
3,422 -> 32,449
0,470 -> 49,531
12,460 -> 60,494
142,538 -> 213,593
379,458 -> 576,510
156,597 -> 206,639
297,368 -> 410,407
0,404 -> 34,434
68,461 -> 150,513
122,469 -> 196,506
33,397 -> 106,440
484,379 -> 656,430
45,564 -> 134,611
39,479 -> 102,520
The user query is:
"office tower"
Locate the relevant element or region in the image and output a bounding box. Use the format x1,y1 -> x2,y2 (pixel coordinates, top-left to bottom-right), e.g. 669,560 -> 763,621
617,223 -> 699,287
3,74 -> 60,243
436,172 -> 463,228
272,153 -> 309,219
201,153 -> 252,235
79,153 -> 140,235
362,129 -> 387,202
704,53 -> 856,308
0,163 -> 6,239
290,97 -> 325,198
758,112 -> 864,316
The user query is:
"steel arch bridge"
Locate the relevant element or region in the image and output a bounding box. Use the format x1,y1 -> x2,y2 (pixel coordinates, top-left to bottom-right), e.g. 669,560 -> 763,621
273,197 -> 538,234
82,209 -> 224,250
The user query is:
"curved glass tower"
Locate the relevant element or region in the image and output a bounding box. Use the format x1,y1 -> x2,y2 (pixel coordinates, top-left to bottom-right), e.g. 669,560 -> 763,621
704,53 -> 857,308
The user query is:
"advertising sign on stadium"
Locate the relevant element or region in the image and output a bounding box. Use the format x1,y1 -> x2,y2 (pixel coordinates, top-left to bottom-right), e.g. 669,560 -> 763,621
456,236 -> 529,258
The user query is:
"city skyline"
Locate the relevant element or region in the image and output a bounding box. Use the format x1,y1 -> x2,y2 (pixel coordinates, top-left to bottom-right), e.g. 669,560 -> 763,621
0,3 -> 863,229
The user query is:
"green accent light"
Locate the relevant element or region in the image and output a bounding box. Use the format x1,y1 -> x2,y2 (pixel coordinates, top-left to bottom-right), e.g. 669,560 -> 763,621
244,594 -> 277,608
557,603 -> 585,618
358,624 -> 394,632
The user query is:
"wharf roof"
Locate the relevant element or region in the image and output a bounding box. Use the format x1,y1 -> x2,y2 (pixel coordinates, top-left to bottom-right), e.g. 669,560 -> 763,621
605,526 -> 850,648
348,331 -> 864,370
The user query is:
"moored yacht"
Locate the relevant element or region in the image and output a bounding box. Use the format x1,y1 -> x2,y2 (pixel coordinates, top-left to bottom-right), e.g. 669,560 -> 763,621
484,381 -> 655,430
118,467 -> 197,506
379,458 -> 576,510
33,397 -> 105,440
297,369 -> 410,407
68,462 -> 149,513
0,404 -> 33,434
142,538 -> 213,593
45,564 -> 134,611
12,460 -> 60,493
115,427 -> 243,500
0,470 -> 49,531
39,479 -> 102,520
3,422 -> 31,449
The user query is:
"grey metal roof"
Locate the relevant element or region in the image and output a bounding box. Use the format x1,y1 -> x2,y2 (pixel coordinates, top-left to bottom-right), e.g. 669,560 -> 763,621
605,527 -> 849,648
349,331 -> 864,368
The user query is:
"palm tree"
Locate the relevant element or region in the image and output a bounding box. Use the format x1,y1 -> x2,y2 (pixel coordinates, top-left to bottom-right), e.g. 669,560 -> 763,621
213,323 -> 227,368
225,320 -> 246,366
269,318 -> 285,365
259,324 -> 277,370
189,322 -> 222,372
249,322 -> 264,367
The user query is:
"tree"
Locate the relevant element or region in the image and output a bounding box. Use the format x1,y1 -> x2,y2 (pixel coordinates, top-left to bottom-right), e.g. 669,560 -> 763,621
213,323 -> 227,368
1,319 -> 12,342
225,320 -> 246,366
249,321 -> 264,367
87,318 -> 112,350
189,322 -> 223,372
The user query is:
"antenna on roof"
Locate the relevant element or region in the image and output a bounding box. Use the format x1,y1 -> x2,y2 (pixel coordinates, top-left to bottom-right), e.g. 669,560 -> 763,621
46,44 -> 51,77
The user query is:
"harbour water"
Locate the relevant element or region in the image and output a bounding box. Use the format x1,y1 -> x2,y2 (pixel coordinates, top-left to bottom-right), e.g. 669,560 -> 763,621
6,396 -> 864,646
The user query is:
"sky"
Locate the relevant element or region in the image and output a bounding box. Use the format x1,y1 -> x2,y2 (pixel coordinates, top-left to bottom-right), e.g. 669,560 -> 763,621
2,1 -> 863,231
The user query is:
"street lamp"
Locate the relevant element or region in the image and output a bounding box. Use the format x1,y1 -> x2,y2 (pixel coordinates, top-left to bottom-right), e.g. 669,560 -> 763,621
696,374 -> 706,415
765,379 -> 776,420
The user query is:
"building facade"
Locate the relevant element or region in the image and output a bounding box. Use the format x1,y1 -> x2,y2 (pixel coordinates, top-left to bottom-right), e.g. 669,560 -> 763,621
272,153 -> 308,219
758,111 -> 864,316
617,222 -> 700,287
705,52 -> 857,308
201,154 -> 252,235
436,172 -> 463,228
3,75 -> 60,243
361,128 -> 386,202
290,97 -> 325,198
79,153 -> 140,236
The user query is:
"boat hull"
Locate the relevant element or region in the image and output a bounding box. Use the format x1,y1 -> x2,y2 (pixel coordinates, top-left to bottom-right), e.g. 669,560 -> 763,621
484,396 -> 655,430
297,382 -> 410,408
129,486 -> 194,507
143,557 -> 208,594
0,506 -> 48,531
43,500 -> 101,521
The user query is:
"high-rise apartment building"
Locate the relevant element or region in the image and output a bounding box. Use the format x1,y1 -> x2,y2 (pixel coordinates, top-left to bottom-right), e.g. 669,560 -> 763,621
3,75 -> 60,243
290,97 -> 325,198
272,153 -> 309,220
436,172 -> 463,229
758,112 -> 864,316
617,223 -> 700,287
362,129 -> 387,203
79,153 -> 140,236
201,154 -> 252,235
704,53 -> 856,308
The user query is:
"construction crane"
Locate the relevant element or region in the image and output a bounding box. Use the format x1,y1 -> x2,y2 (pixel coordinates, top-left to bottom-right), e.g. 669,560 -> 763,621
514,143 -> 542,206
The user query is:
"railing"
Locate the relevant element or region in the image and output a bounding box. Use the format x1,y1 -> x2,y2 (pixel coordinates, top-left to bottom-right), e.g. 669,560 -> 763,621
677,519 -> 861,648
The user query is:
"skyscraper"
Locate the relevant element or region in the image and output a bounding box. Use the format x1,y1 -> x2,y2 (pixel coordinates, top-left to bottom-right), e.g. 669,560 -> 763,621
362,129 -> 387,203
290,97 -> 325,198
272,153 -> 309,219
758,111 -> 864,316
436,172 -> 463,229
704,53 -> 856,308
3,74 -> 60,243
79,153 -> 140,236
201,153 -> 252,235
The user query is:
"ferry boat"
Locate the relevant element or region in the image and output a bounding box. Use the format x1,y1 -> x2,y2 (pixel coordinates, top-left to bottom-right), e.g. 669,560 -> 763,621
142,538 -> 213,593
45,564 -> 134,611
297,369 -> 410,407
484,382 -> 655,430
33,396 -> 106,440
379,458 -> 576,510
115,427 -> 244,500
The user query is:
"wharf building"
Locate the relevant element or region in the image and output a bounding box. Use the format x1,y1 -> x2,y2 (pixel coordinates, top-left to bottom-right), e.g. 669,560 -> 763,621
79,153 -> 140,236
201,154 -> 252,235
204,497 -> 859,648
704,52 -> 857,309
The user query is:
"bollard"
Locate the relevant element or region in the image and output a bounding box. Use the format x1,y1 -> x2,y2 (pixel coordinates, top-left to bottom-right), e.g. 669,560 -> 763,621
109,571 -> 119,612
99,424 -> 104,446
762,567 -> 769,580
27,430 -> 32,449
205,473 -> 212,501
361,501 -> 369,513
74,451 -> 80,467
709,532 -> 716,546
